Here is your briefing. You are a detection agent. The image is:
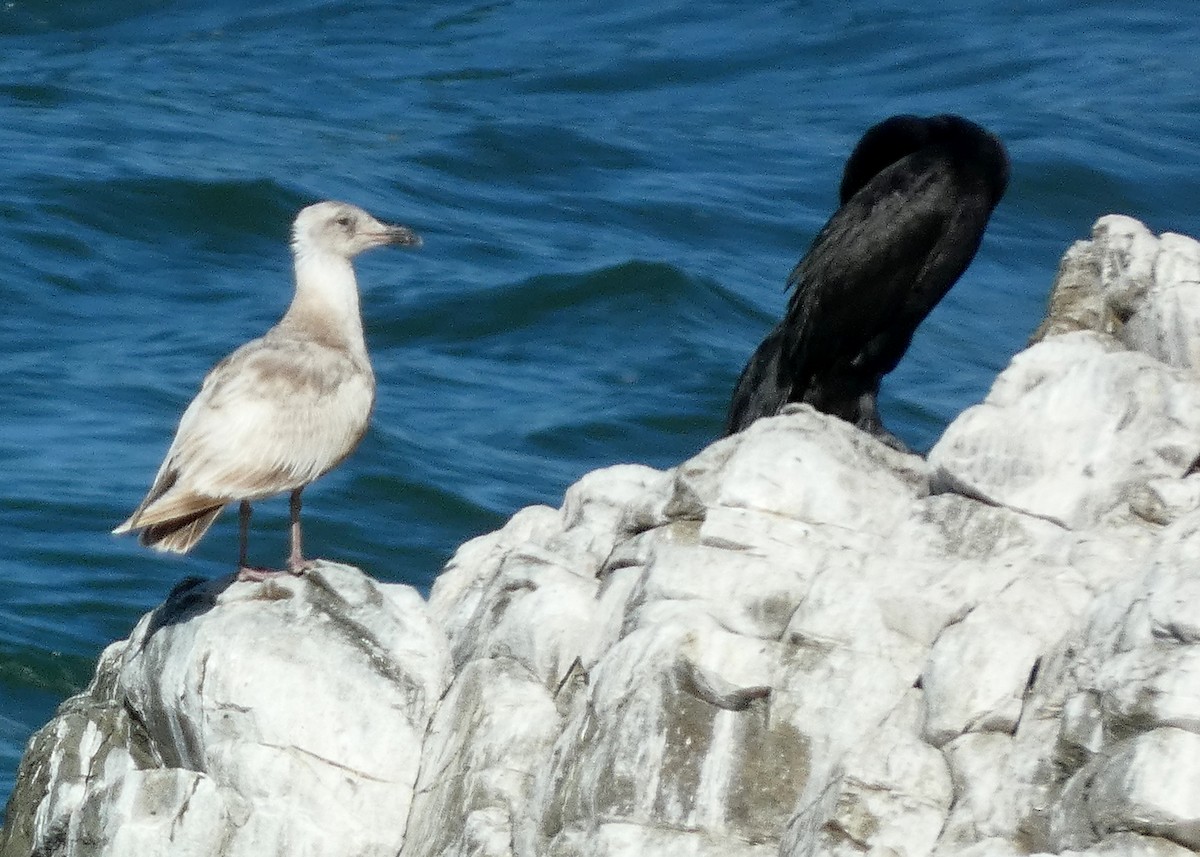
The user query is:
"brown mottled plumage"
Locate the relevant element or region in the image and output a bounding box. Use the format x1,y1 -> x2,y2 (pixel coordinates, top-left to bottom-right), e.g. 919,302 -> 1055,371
114,201 -> 421,575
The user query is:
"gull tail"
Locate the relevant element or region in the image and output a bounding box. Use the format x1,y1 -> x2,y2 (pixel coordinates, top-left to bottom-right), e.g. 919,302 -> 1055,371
113,505 -> 225,554
113,468 -> 226,554
136,506 -> 224,554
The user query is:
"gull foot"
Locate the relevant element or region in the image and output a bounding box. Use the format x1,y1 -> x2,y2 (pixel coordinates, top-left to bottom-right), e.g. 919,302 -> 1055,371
286,557 -> 321,575
236,566 -> 289,583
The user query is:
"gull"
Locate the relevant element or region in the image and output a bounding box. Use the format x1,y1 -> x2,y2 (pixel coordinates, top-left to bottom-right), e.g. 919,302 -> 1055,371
114,201 -> 421,578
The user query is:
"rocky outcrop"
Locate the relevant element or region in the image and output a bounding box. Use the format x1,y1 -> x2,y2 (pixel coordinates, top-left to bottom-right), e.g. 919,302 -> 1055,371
0,567 -> 450,857
6,215 -> 1200,857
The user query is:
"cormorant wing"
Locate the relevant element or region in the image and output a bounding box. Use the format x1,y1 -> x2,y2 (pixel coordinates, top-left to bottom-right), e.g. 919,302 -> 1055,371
780,151 -> 963,388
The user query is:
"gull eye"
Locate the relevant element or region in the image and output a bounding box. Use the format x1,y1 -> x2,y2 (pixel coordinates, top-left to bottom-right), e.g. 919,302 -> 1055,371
335,215 -> 353,229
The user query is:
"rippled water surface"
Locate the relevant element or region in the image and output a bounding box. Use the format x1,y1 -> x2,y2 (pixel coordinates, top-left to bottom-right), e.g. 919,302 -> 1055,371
2,0 -> 1199,804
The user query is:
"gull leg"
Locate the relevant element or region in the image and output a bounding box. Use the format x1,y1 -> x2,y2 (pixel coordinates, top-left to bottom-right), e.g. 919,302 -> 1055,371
236,500 -> 285,582
238,500 -> 250,568
287,488 -> 312,574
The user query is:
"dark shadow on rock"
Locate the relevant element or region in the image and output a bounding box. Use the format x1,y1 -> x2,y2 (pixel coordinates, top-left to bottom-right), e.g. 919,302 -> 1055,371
139,573 -> 237,645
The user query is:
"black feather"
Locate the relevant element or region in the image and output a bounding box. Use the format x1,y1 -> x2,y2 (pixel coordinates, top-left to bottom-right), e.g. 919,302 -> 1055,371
725,114 -> 1009,448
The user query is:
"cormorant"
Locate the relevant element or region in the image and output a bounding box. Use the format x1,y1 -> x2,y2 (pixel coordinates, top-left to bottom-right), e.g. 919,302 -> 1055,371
724,114 -> 1009,449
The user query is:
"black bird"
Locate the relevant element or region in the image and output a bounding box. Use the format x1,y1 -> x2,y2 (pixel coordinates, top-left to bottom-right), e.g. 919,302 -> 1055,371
724,114 -> 1009,449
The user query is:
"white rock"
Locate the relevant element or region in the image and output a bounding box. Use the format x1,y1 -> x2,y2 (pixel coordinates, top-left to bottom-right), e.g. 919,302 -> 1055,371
81,770 -> 230,857
1094,214 -> 1160,316
4,563 -> 450,857
921,568 -> 1094,747
930,332 -> 1200,529
1125,233 -> 1200,368
1087,728 -> 1200,849
937,732 -> 1017,852
782,692 -> 952,857
704,408 -> 929,531
402,657 -> 561,857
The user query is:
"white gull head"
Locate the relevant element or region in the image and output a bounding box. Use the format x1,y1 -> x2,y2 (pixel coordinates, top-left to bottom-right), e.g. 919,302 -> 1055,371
285,200 -> 421,354
291,200 -> 422,261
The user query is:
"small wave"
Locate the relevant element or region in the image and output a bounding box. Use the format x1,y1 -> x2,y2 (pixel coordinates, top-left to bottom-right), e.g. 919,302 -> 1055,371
414,121 -> 650,189
40,175 -> 304,246
376,260 -> 705,344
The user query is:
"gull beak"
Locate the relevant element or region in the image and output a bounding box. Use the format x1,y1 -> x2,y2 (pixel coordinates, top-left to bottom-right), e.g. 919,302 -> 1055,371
382,223 -> 422,249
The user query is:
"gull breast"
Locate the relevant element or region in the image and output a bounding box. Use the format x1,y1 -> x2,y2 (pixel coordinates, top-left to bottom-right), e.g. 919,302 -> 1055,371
161,330 -> 376,502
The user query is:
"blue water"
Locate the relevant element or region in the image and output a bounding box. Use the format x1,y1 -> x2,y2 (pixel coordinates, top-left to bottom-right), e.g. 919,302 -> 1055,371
2,0 -> 1199,806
